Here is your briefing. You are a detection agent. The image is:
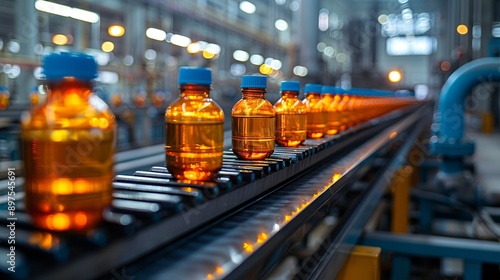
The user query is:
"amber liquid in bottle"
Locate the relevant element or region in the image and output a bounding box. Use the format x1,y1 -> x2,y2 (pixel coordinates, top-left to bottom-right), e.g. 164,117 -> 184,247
338,95 -> 351,130
322,94 -> 342,135
232,89 -> 275,159
304,92 -> 327,139
0,93 -> 9,110
22,79 -> 115,231
232,116 -> 275,159
346,95 -> 359,126
275,91 -> 307,147
165,84 -> 224,181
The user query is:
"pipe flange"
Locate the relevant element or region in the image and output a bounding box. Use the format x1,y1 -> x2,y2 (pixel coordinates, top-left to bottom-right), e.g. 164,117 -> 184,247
435,170 -> 478,205
430,136 -> 475,156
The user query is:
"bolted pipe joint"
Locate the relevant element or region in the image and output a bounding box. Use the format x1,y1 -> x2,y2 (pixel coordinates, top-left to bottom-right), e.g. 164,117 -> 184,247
433,170 -> 478,205
431,57 -> 500,175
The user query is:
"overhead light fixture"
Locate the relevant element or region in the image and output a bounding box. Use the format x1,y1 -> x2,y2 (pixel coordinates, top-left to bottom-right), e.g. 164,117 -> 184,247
318,9 -> 329,31
101,41 -> 114,53
71,7 -> 100,23
250,54 -> 263,65
293,65 -> 308,77
187,42 -> 201,54
457,24 -> 468,35
270,59 -> 282,70
259,64 -> 273,75
170,34 -> 191,47
202,50 -> 215,59
388,70 -> 402,83
7,40 -> 20,53
240,1 -> 256,14
108,25 -> 125,37
275,19 -> 288,31
52,34 -> 68,45
146,28 -> 167,41
233,50 -> 249,62
97,71 -> 119,84
35,0 -> 99,23
205,43 -> 221,55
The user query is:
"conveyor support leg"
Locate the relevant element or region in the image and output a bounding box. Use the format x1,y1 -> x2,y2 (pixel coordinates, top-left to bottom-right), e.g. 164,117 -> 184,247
391,166 -> 413,233
337,246 -> 381,280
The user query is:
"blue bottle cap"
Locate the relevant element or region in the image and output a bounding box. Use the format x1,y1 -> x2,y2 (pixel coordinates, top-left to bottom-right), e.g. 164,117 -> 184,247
241,75 -> 267,88
304,83 -> 322,93
43,52 -> 98,81
321,86 -> 344,94
178,67 -> 212,85
280,81 -> 300,92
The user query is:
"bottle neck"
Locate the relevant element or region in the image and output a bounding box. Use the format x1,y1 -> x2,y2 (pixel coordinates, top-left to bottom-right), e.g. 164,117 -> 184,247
281,90 -> 299,99
241,88 -> 266,99
46,78 -> 94,103
306,92 -> 321,99
180,84 -> 211,99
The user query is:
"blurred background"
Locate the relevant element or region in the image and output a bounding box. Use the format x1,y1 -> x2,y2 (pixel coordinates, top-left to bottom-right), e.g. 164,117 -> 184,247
0,0 -> 499,160
2,2 -> 500,279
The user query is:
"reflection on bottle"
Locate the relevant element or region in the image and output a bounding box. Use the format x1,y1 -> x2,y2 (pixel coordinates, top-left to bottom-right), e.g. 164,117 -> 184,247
165,67 -> 224,181
303,84 -> 326,139
22,52 -> 116,231
322,86 -> 343,135
275,81 -> 307,147
232,75 -> 275,159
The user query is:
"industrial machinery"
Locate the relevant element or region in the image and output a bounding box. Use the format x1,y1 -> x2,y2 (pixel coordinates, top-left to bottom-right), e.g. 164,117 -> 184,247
2,59 -> 500,280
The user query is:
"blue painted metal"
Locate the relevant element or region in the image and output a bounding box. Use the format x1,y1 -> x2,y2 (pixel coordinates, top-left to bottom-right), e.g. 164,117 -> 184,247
464,261 -> 482,280
364,233 -> 490,280
430,138 -> 475,157
418,199 -> 433,234
431,57 -> 500,173
391,255 -> 411,280
488,38 -> 500,57
361,231 -> 500,263
346,88 -> 395,97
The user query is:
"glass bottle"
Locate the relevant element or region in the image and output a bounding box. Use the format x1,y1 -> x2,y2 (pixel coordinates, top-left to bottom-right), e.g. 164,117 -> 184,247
274,81 -> 307,147
321,86 -> 342,135
303,83 -> 327,139
348,89 -> 370,123
165,67 -> 224,181
337,94 -> 352,130
232,75 -> 275,160
345,93 -> 359,126
21,52 -> 116,231
0,86 -> 10,110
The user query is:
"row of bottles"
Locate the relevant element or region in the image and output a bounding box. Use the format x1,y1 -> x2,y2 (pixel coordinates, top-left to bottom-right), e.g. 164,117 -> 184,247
165,68 -> 414,180
21,52 -> 414,232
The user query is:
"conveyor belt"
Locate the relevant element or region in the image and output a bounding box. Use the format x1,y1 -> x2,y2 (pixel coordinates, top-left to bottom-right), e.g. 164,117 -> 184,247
131,103 -> 431,279
0,102 -> 430,280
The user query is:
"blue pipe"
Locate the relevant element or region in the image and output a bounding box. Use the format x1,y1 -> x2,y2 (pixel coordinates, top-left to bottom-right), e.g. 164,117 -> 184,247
432,57 -> 500,174
438,58 -> 500,140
